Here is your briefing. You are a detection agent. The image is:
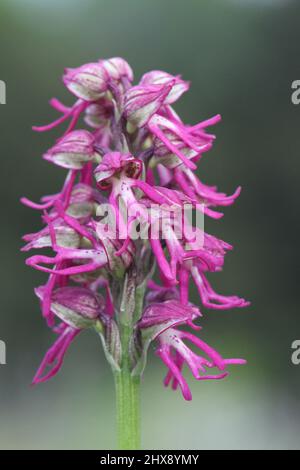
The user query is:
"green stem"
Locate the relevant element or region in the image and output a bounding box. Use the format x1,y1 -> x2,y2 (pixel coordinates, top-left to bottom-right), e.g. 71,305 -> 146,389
114,369 -> 140,450
114,319 -> 141,450
113,272 -> 146,450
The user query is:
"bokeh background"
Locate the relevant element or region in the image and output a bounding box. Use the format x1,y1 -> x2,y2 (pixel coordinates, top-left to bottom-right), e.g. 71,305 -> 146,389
0,0 -> 299,450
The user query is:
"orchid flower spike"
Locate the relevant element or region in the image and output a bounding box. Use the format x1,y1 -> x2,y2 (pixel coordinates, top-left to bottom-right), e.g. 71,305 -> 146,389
22,57 -> 249,415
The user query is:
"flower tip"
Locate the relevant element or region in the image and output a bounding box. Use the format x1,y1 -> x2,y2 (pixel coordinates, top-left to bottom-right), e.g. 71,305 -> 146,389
187,160 -> 197,170
234,186 -> 242,198
42,153 -> 51,163
205,114 -> 222,127
163,374 -> 192,401
20,197 -> 30,207
181,386 -> 193,401
184,393 -> 193,401
31,374 -> 46,385
225,358 -> 247,366
239,359 -> 247,365
237,299 -> 251,309
208,210 -> 224,220
32,125 -> 43,132
215,372 -> 229,380
186,320 -> 202,331
34,286 -> 43,299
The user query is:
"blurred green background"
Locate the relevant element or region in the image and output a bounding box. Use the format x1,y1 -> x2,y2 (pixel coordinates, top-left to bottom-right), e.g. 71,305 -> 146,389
0,0 -> 299,450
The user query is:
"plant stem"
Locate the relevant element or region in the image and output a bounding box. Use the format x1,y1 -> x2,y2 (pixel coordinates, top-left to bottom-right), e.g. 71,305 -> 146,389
113,271 -> 146,449
114,368 -> 141,450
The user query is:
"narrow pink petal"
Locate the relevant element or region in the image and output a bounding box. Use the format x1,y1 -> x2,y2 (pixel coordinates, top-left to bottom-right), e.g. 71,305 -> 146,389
148,121 -> 197,170
157,347 -> 192,401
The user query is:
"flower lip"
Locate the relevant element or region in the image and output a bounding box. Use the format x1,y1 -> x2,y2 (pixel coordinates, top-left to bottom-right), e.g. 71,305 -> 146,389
32,325 -> 81,385
157,327 -> 246,400
94,152 -> 143,189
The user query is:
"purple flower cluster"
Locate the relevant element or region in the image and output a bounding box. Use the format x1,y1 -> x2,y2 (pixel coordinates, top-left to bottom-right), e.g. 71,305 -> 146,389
22,57 -> 249,399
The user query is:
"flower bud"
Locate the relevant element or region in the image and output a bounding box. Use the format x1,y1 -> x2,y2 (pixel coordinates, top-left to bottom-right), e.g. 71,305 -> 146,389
84,99 -> 113,129
152,132 -> 198,169
131,300 -> 201,376
98,234 -> 134,279
138,300 -> 200,331
43,130 -> 97,169
63,63 -> 108,101
140,70 -> 189,104
22,222 -> 81,251
100,57 -> 133,82
123,83 -> 173,127
35,286 -> 104,329
66,183 -> 95,220
146,282 -> 179,304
